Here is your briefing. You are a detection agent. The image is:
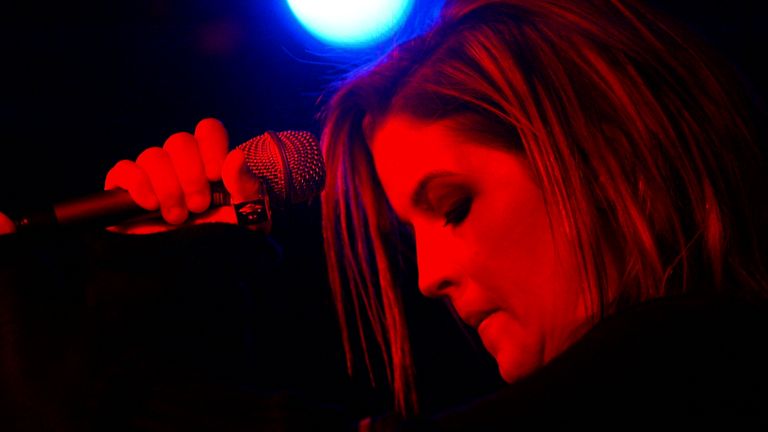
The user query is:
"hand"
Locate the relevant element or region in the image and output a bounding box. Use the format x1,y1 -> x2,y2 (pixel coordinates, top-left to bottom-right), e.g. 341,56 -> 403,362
105,118 -> 264,234
0,211 -> 14,235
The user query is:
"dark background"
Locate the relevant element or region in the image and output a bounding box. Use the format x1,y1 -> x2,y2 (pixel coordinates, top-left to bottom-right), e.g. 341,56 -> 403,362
0,0 -> 765,430
0,0 -> 765,210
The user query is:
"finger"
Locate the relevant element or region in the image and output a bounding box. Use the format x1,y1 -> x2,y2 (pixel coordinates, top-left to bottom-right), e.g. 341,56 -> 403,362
104,160 -> 160,211
194,118 -> 229,182
221,148 -> 264,203
0,211 -> 16,235
163,132 -> 211,213
136,147 -> 188,225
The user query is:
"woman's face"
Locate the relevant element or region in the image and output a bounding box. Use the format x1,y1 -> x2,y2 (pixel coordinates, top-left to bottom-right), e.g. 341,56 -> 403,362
371,114 -> 594,383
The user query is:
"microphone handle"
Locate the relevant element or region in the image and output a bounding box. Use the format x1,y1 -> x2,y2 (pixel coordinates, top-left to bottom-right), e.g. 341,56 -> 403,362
14,182 -> 232,231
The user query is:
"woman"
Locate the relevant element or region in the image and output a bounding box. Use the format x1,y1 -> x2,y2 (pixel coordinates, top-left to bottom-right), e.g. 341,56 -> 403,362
3,0 -> 767,424
320,0 -> 768,420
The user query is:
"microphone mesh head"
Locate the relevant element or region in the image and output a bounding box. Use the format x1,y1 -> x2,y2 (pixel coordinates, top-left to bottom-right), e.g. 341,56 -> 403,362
237,130 -> 325,205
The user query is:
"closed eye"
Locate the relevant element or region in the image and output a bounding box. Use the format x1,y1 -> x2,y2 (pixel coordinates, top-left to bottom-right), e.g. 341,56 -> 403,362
444,196 -> 473,226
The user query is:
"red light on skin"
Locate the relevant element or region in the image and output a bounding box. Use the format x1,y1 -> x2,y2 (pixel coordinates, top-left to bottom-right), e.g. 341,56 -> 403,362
103,118 -> 244,235
0,212 -> 15,235
370,113 -> 597,383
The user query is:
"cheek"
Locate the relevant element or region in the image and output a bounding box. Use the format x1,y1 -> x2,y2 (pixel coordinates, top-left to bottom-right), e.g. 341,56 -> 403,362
469,190 -> 561,310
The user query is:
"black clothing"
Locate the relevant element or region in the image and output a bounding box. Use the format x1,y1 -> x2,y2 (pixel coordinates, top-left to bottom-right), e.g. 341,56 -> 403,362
393,292 -> 768,430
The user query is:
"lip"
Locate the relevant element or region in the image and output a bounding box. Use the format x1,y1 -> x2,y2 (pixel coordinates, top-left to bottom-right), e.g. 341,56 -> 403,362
459,309 -> 498,330
476,311 -> 499,334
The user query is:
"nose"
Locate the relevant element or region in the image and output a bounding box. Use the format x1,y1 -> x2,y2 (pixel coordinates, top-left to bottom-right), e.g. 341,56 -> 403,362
414,225 -> 461,298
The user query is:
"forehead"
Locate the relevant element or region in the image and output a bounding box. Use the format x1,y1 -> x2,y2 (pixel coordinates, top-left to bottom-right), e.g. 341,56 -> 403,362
370,114 -> 524,217
371,115 -> 465,201
371,115 -> 466,170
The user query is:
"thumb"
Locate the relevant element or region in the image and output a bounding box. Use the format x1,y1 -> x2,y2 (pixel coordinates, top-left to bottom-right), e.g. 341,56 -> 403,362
221,149 -> 265,203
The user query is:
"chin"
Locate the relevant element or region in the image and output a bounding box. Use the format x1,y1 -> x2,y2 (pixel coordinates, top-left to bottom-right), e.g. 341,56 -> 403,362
499,364 -> 535,384
496,348 -> 542,384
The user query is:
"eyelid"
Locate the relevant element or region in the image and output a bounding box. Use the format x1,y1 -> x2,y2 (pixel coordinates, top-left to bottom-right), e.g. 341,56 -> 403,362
411,172 -> 462,210
424,182 -> 473,212
443,195 -> 473,226
407,173 -> 474,225
418,183 -> 474,228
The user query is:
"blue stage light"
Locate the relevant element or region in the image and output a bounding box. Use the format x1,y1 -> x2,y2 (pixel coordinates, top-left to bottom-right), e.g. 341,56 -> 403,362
287,0 -> 414,48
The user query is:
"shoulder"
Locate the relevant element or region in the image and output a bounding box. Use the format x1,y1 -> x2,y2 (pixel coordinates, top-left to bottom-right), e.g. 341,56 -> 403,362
532,292 -> 768,413
421,292 -> 768,428
563,292 -> 768,398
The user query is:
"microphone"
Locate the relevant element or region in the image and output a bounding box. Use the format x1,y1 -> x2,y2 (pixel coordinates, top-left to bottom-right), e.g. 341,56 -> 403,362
11,130 -> 325,232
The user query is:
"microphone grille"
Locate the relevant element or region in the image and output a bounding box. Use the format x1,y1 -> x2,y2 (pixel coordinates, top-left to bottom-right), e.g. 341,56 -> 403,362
237,130 -> 325,205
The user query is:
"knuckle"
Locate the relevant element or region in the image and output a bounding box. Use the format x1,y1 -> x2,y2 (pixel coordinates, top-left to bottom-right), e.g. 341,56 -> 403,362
163,132 -> 197,153
113,159 -> 136,171
105,160 -> 138,189
195,117 -> 225,134
136,146 -> 167,165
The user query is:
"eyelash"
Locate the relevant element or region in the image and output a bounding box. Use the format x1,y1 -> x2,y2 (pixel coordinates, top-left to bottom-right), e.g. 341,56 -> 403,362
443,196 -> 473,227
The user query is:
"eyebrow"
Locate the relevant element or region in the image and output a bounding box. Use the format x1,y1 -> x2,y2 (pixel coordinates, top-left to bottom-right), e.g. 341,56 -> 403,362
410,171 -> 462,211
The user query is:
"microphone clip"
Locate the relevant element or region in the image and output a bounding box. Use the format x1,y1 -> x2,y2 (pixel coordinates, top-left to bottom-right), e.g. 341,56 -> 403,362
232,178 -> 272,233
